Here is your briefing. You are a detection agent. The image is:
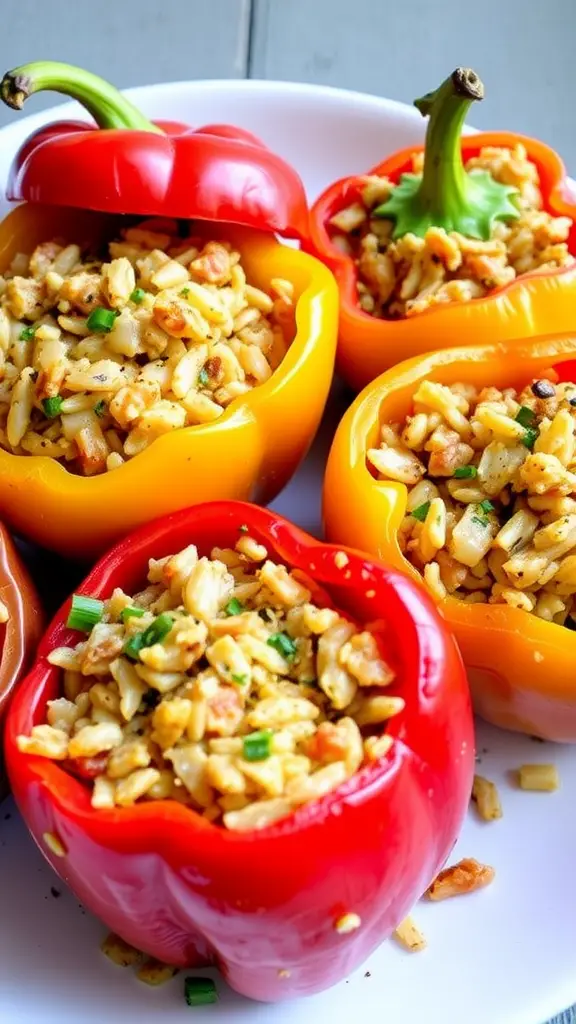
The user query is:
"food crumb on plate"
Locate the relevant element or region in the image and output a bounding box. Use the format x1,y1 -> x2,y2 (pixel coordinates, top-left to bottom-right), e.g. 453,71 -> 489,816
137,960 -> 179,986
101,932 -> 143,968
471,774 -> 502,821
392,916 -> 426,952
517,763 -> 559,792
426,857 -> 495,901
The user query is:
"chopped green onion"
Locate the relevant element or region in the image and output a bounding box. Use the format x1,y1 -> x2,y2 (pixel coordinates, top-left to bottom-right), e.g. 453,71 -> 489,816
225,597 -> 243,616
94,400 -> 107,418
124,612 -> 174,659
197,367 -> 209,387
231,673 -> 248,686
86,307 -> 118,333
242,730 -> 272,762
180,287 -> 191,298
19,324 -> 37,341
66,594 -> 104,632
478,500 -> 494,514
411,501 -> 431,522
184,977 -> 218,1007
471,515 -> 489,528
123,634 -> 145,660
42,396 -> 63,418
267,631 -> 297,659
515,405 -> 537,428
120,606 -> 146,622
522,426 -> 539,449
239,523 -> 249,533
453,465 -> 477,479
130,287 -> 146,305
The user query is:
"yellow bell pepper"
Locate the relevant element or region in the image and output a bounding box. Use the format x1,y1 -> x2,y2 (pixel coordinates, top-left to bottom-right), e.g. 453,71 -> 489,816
324,334 -> 576,741
0,203 -> 337,558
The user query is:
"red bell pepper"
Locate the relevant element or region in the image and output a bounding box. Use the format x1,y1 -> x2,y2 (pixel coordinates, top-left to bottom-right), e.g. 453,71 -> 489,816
5,501 -> 473,1002
0,61 -> 309,238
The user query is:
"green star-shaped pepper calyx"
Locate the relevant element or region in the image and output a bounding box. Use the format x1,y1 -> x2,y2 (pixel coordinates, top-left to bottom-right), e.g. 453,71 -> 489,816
374,68 -> 520,241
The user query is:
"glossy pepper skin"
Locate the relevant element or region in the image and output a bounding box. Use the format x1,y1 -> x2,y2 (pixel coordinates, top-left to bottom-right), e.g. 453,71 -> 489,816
323,333 -> 576,742
5,501 -> 473,1001
0,61 -> 309,239
309,69 -> 576,392
0,202 -> 337,558
0,523 -> 44,799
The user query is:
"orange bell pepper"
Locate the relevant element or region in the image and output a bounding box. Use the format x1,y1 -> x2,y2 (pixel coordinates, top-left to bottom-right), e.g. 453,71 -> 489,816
309,68 -> 576,392
0,203 -> 337,559
323,333 -> 576,742
0,520 -> 44,798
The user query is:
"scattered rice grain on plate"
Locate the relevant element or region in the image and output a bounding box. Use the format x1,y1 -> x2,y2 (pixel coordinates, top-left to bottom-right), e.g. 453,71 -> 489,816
392,915 -> 427,952
517,763 -> 559,791
471,774 -> 503,821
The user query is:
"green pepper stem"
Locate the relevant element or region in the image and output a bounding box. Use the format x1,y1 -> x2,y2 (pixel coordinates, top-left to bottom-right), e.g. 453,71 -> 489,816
374,67 -> 519,239
414,67 -> 483,223
0,61 -> 162,134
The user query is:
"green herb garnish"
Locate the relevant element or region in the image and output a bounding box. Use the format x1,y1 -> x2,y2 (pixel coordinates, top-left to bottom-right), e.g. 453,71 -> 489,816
184,977 -> 218,1007
522,426 -> 539,449
94,400 -> 107,418
453,465 -> 477,479
130,287 -> 146,305
225,598 -> 243,616
66,594 -> 104,632
42,396 -> 63,418
19,324 -> 37,341
515,405 -> 537,428
242,730 -> 272,762
120,606 -> 146,622
267,632 -> 297,659
124,612 -> 174,660
231,673 -> 248,686
197,367 -> 209,387
180,287 -> 191,298
86,307 -> 118,333
478,500 -> 494,514
411,501 -> 431,522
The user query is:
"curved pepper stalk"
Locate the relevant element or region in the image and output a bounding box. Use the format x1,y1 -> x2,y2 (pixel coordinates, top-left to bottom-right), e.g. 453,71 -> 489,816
375,68 -> 520,239
0,60 -> 310,239
323,333 -> 576,742
5,502 -> 474,1001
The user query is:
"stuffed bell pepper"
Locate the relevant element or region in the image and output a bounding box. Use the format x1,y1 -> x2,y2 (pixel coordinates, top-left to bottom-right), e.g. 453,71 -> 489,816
0,522 -> 43,798
6,501 -> 473,1000
323,332 -> 576,741
310,67 -> 576,390
0,62 -> 337,558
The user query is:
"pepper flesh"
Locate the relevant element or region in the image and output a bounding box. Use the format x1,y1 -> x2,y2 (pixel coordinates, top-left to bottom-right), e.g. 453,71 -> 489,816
0,203 -> 337,558
323,333 -> 576,742
5,501 -> 473,1001
0,522 -> 44,798
309,125 -> 576,390
1,61 -> 309,239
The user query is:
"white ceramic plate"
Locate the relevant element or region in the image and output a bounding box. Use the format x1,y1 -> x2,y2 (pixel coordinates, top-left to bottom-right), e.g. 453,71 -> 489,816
0,80 -> 574,1024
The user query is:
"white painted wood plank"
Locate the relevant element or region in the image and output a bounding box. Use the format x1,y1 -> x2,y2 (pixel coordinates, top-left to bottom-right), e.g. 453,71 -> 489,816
250,0 -> 576,169
0,0 -> 251,127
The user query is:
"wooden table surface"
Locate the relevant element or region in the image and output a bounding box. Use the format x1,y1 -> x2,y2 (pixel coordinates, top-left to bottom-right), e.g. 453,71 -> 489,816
0,1 -> 574,1021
